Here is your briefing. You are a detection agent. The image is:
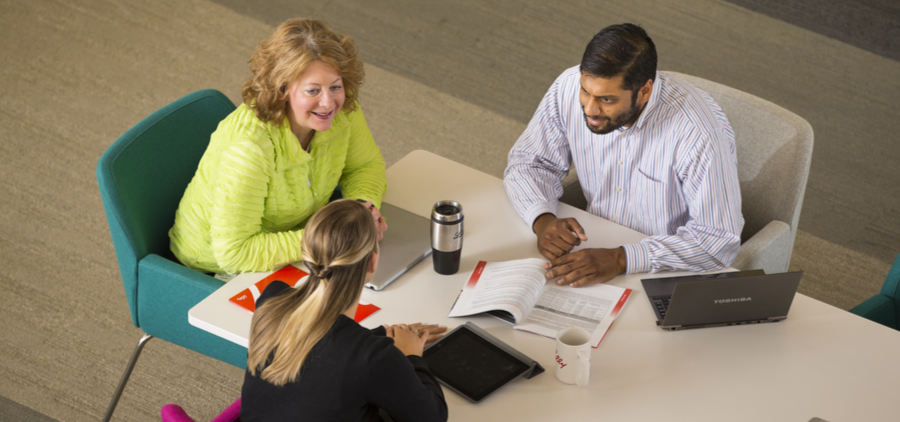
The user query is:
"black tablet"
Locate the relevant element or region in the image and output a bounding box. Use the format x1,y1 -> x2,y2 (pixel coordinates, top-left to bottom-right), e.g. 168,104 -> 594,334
423,322 -> 543,403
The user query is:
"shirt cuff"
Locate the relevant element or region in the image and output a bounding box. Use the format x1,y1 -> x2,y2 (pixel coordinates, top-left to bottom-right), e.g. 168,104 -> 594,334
406,355 -> 431,370
525,203 -> 558,231
623,243 -> 651,274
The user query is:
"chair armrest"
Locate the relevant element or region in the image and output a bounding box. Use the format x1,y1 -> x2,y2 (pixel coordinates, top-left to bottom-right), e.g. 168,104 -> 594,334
849,295 -> 897,329
879,252 -> 900,299
137,254 -> 247,368
211,398 -> 242,422
160,404 -> 195,422
559,172 -> 588,211
562,168 -> 579,188
732,220 -> 792,274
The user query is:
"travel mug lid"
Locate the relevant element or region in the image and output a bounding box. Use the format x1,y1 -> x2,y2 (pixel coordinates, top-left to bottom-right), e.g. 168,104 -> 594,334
431,200 -> 464,224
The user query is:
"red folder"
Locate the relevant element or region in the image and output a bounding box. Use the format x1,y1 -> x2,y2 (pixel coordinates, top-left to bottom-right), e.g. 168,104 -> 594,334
229,264 -> 380,323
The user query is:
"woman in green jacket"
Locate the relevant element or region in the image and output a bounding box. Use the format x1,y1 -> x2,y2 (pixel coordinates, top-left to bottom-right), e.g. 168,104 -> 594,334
169,18 -> 387,276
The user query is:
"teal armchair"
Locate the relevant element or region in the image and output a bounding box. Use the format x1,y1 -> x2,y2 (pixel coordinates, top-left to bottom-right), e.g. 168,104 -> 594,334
97,90 -> 247,421
850,252 -> 900,330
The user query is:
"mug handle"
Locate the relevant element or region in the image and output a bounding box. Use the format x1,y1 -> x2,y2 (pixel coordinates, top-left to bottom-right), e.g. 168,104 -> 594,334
576,349 -> 589,387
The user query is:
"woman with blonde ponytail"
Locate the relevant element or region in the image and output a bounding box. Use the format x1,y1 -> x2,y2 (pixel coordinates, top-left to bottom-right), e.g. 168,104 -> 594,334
241,200 -> 448,422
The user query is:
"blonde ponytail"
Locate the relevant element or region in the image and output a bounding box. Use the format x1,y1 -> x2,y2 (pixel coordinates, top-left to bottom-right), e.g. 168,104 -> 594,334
247,200 -> 377,385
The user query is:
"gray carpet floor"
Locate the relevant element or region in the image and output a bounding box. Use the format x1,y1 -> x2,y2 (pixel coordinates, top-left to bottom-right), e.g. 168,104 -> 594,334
1,0 -> 897,421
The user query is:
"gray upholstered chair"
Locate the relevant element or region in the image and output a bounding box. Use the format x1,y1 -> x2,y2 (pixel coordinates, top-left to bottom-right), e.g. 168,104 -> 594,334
560,72 -> 814,274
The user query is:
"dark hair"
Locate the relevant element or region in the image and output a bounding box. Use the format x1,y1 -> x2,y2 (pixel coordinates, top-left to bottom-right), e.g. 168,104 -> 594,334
580,23 -> 657,94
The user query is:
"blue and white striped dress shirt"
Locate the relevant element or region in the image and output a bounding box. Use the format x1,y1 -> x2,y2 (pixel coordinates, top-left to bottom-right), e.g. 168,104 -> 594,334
504,67 -> 743,274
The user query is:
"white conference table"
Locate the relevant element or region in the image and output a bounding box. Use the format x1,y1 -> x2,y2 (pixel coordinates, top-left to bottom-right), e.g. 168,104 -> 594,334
190,150 -> 900,422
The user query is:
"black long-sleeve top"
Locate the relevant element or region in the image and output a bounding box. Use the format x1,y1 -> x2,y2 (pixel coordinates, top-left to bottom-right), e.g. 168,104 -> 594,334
241,281 -> 448,422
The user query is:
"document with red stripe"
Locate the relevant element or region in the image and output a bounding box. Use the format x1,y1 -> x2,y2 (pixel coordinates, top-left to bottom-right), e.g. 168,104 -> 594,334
229,264 -> 380,323
448,258 -> 631,348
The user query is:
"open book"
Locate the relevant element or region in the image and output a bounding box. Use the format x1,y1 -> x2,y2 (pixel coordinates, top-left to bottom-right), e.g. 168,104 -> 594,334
448,258 -> 632,348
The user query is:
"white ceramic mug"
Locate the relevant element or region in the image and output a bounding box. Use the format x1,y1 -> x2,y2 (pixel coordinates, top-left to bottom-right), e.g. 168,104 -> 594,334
554,327 -> 591,386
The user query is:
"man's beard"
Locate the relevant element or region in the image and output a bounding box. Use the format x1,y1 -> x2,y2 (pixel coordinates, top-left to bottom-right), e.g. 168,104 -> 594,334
583,97 -> 642,135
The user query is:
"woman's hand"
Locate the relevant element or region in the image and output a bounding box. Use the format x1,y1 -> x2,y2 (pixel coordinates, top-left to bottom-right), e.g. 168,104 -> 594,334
362,200 -> 388,241
408,322 -> 447,346
384,324 -> 427,356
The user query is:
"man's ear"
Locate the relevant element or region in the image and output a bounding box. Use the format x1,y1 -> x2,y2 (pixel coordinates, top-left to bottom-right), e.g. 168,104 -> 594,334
638,79 -> 654,106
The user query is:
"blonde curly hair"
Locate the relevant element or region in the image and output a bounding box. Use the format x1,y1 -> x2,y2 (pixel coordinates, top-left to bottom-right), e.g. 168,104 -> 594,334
241,18 -> 364,124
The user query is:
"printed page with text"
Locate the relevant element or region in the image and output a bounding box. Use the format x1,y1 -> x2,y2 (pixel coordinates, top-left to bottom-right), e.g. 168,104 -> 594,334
448,258 -> 631,347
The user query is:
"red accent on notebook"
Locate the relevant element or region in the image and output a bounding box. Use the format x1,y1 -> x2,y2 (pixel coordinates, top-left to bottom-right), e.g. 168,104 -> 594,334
354,301 -> 380,322
465,261 -> 487,289
229,265 -> 309,312
594,288 -> 633,348
609,289 -> 632,319
228,264 -> 381,323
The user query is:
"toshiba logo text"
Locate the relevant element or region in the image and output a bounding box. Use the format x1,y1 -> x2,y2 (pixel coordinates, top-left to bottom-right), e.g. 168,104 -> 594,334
714,297 -> 752,304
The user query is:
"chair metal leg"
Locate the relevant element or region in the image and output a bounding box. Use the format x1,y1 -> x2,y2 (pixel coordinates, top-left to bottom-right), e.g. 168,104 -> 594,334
102,334 -> 153,422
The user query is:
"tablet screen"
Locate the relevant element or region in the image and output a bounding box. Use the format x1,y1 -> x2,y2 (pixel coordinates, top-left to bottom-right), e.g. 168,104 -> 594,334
423,326 -> 531,402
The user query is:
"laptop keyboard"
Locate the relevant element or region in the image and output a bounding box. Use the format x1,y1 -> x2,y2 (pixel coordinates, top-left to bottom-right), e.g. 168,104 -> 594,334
651,295 -> 672,319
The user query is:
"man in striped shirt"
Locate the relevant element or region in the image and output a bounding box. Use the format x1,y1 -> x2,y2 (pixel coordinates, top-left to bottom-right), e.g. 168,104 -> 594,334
504,23 -> 743,287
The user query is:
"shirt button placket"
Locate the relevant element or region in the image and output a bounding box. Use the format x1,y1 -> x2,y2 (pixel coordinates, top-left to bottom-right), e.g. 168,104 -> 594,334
617,132 -> 627,224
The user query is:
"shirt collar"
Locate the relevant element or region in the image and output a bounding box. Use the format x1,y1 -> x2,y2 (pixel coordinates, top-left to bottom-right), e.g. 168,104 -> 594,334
627,71 -> 661,132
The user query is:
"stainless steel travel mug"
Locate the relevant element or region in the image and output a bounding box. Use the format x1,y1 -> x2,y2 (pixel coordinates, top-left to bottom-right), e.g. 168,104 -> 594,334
431,200 -> 464,275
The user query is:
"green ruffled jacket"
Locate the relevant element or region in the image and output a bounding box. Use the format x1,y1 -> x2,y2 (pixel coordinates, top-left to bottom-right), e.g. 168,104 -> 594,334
168,102 -> 386,275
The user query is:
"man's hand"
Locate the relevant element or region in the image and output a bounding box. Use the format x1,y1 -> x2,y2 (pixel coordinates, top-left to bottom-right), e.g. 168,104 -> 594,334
532,214 -> 588,259
544,246 -> 628,287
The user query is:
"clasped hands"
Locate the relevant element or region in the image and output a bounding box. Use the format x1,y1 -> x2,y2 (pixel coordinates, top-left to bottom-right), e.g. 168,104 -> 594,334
383,323 -> 447,357
532,214 -> 627,288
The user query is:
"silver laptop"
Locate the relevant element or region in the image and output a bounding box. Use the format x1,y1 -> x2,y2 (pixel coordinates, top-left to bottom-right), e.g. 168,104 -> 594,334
641,271 -> 802,331
365,203 -> 432,291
